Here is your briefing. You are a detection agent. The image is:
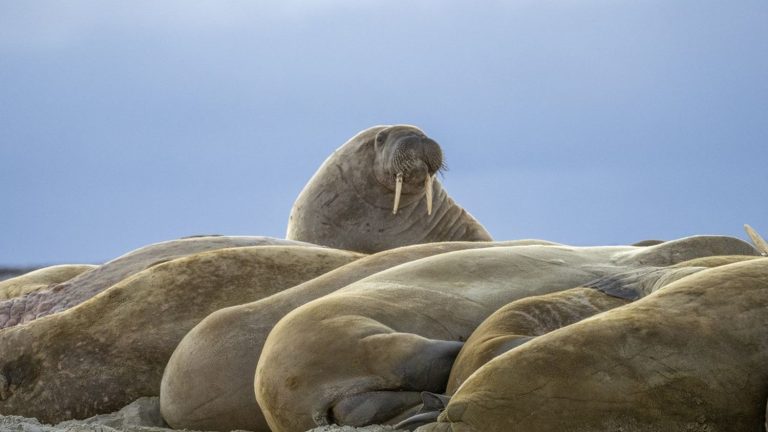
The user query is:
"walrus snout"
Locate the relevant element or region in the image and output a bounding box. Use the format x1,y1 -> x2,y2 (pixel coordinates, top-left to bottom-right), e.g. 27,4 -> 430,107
385,132 -> 444,216
390,136 -> 443,178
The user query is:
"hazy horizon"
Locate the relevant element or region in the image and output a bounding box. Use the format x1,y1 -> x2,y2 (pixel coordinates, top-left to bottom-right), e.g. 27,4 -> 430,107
2,1 -> 767,266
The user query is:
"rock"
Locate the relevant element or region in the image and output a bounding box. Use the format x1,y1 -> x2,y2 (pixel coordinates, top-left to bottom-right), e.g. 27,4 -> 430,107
0,397 -> 259,431
55,397 -> 166,429
307,426 -> 402,432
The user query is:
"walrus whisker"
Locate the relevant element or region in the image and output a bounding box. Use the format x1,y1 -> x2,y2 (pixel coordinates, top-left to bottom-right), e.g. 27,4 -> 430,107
425,175 -> 434,216
744,224 -> 768,256
393,172 -> 403,215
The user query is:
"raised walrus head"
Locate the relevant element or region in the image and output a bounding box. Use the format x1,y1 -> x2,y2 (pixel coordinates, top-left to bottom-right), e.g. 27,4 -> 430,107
286,125 -> 492,253
371,125 -> 445,215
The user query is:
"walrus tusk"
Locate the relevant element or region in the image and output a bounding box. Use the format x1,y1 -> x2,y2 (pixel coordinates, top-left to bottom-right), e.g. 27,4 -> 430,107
744,224 -> 768,256
393,173 -> 403,215
425,175 -> 434,215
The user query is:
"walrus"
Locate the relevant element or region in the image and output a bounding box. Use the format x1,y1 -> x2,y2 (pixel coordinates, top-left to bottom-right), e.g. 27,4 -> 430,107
444,288 -> 631,395
0,245 -> 361,423
419,258 -> 768,432
395,255 -> 764,430
0,264 -> 96,301
392,288 -> 634,431
160,239 -> 558,432
399,230 -> 768,430
0,235 -> 310,329
446,254 -> 767,393
286,125 -> 492,253
254,236 -> 758,432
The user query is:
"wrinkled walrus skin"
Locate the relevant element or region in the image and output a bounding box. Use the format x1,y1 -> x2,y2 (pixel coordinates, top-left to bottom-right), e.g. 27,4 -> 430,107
443,256 -> 758,396
0,236 -> 310,329
255,236 -> 758,432
421,258 -> 768,432
444,287 -> 631,396
0,245 -> 361,423
286,125 -> 492,253
160,239 -> 558,432
0,264 -> 96,301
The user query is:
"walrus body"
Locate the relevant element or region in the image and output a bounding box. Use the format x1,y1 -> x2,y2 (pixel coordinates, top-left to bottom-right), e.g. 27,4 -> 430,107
0,245 -> 360,423
398,256 -> 760,430
0,264 -> 96,301
422,258 -> 768,431
444,256 -> 752,395
160,239 -> 558,432
444,287 -> 631,396
286,125 -> 492,253
255,236 -> 758,432
0,236 -> 309,329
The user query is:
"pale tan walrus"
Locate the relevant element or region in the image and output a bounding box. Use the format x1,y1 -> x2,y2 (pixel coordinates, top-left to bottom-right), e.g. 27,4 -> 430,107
0,245 -> 361,423
394,255 -> 763,430
445,255 -> 764,394
0,235 -> 310,329
160,240 -> 558,432
0,264 -> 96,301
255,236 -> 758,432
419,257 -> 768,431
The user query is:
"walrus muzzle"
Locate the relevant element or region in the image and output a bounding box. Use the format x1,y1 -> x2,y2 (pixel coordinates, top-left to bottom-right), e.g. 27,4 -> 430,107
382,133 -> 443,216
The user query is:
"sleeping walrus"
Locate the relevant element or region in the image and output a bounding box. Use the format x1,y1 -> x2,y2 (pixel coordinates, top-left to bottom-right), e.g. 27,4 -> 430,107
254,235 -> 758,432
420,258 -> 768,431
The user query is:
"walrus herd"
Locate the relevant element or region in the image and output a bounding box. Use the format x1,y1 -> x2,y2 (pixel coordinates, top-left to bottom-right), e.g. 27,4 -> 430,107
1,125 -> 766,432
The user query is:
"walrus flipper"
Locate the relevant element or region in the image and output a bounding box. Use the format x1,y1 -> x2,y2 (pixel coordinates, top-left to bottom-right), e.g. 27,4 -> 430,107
584,266 -> 701,300
491,335 -> 535,356
328,335 -> 463,427
420,391 -> 451,413
395,411 -> 441,431
396,337 -> 465,392
394,392 -> 452,431
330,390 -> 424,427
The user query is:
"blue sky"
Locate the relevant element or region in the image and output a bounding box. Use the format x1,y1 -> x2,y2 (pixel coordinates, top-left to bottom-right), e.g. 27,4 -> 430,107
1,1 -> 767,265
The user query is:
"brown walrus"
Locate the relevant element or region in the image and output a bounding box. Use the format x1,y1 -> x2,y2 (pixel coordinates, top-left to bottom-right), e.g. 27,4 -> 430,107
286,125 -> 492,253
